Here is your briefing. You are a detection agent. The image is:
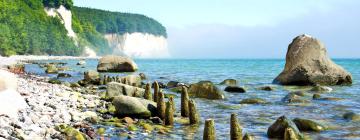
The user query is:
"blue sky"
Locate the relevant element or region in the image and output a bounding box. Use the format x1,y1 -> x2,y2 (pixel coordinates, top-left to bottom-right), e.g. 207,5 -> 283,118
74,0 -> 360,58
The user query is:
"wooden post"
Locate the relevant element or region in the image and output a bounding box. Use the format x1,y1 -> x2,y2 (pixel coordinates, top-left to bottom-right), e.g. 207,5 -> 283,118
144,83 -> 152,100
165,100 -> 174,125
157,91 -> 166,120
230,113 -> 242,140
169,96 -> 175,112
153,81 -> 159,102
203,119 -> 216,140
181,86 -> 189,117
188,99 -> 199,125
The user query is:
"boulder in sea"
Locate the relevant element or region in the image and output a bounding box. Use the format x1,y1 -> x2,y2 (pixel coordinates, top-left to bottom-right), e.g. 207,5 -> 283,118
220,79 -> 237,86
112,95 -> 157,118
267,116 -> 303,139
224,86 -> 246,93
273,34 -> 352,86
107,82 -> 145,98
293,118 -> 326,132
84,70 -> 100,83
45,64 -> 58,74
97,55 -> 138,72
188,81 -> 224,100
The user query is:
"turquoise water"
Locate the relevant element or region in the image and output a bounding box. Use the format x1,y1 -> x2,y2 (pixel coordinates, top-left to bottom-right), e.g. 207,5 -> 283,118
25,59 -> 360,139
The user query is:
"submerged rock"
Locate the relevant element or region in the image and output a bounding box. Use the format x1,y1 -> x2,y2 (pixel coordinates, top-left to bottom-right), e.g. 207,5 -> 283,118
97,55 -> 138,72
267,116 -> 302,139
77,60 -> 86,65
112,95 -> 157,118
139,73 -> 147,80
188,81 -> 224,100
220,79 -> 237,86
343,112 -> 360,121
224,86 -> 246,93
57,73 -> 72,78
258,86 -> 275,91
167,81 -> 180,88
240,98 -> 267,104
273,34 -> 352,86
282,92 -> 310,103
107,82 -> 145,98
310,85 -> 332,92
293,118 -> 326,132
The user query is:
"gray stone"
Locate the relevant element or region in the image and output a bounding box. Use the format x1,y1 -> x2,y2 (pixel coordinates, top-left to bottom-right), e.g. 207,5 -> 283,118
107,82 -> 145,98
97,55 -> 138,72
112,95 -> 157,118
293,118 -> 326,132
267,116 -> 303,139
188,81 -> 224,100
273,34 -> 352,86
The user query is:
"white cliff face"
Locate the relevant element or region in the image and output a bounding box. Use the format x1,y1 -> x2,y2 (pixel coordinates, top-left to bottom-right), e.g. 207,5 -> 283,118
104,33 -> 170,58
44,6 -> 97,57
44,5 -> 76,38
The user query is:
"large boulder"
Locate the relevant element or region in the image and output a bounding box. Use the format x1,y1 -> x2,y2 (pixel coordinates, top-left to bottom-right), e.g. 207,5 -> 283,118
112,95 -> 157,118
188,81 -> 224,100
107,82 -> 145,98
267,116 -> 303,139
273,34 -> 352,86
97,55 -> 138,72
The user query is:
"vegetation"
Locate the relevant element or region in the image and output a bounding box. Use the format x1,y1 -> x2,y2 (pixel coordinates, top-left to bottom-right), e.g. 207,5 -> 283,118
0,0 -> 167,56
0,0 -> 81,56
73,7 -> 167,37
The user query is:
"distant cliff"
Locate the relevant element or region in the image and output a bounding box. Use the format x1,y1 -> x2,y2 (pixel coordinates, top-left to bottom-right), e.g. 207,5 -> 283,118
105,33 -> 169,58
0,0 -> 169,58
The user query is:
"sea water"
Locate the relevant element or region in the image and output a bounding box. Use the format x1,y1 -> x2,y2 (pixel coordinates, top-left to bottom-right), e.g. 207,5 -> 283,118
25,59 -> 360,139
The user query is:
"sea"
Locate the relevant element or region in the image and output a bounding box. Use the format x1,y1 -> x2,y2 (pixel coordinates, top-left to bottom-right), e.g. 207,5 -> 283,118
25,59 -> 360,139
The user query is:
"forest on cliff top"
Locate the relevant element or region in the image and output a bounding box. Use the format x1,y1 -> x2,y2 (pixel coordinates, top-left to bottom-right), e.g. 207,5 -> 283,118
0,0 -> 167,56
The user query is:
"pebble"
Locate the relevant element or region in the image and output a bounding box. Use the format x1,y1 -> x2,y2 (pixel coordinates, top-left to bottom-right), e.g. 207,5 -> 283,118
0,74 -> 100,139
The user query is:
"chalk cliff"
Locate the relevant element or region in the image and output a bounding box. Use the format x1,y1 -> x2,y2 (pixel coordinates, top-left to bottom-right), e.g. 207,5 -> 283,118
104,33 -> 170,58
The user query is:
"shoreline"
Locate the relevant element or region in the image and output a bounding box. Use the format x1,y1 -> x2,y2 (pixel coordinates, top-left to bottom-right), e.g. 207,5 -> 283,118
0,57 -> 101,139
0,55 -> 99,68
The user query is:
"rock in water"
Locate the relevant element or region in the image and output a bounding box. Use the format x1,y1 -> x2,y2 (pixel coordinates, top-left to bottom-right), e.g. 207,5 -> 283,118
220,79 -> 237,86
107,82 -> 145,98
292,118 -> 326,132
273,34 -> 352,86
84,70 -> 100,83
267,116 -> 302,139
97,55 -> 138,72
224,86 -> 246,93
112,95 -> 157,118
188,81 -> 224,100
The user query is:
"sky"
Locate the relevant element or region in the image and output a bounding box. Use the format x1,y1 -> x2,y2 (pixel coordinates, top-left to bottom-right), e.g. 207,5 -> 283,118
74,0 -> 360,58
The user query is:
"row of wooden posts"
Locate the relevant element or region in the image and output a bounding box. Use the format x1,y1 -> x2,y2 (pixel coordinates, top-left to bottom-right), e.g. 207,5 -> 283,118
144,81 -> 253,140
101,75 -> 253,140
